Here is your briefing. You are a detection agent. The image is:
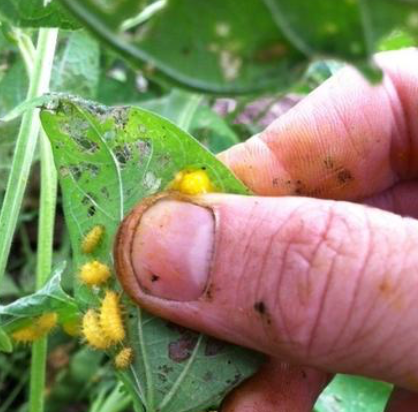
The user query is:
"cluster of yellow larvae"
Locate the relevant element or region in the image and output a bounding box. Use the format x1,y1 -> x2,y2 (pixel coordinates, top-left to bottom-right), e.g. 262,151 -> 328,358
10,169 -> 213,368
11,225 -> 132,370
79,225 -> 133,369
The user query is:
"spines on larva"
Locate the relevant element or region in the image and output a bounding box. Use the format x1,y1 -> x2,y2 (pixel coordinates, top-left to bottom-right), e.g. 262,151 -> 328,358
100,290 -> 125,343
170,169 -> 214,195
37,312 -> 58,332
114,347 -> 133,369
81,225 -> 105,254
82,309 -> 111,350
79,260 -> 111,286
12,326 -> 42,343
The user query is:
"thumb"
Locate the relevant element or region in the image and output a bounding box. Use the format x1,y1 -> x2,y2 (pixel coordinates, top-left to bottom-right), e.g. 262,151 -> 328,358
115,193 -> 418,392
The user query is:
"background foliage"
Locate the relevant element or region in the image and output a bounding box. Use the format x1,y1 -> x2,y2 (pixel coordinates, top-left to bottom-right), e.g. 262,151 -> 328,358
0,0 -> 417,411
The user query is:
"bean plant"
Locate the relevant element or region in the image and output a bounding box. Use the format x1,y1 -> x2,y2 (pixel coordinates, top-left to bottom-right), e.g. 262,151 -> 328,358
0,1 -> 416,412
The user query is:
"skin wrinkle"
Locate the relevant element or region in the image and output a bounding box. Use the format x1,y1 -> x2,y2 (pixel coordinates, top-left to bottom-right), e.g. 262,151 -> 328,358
273,203 -> 312,349
253,134 -> 293,191
383,71 -> 411,180
238,201 -> 267,299
384,67 -> 415,179
322,218 -> 402,367
329,223 -> 410,374
254,227 -> 280,347
329,208 -> 373,353
304,206 -> 337,358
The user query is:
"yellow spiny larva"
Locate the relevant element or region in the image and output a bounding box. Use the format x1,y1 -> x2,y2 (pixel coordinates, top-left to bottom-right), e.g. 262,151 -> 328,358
36,312 -> 58,333
12,326 -> 42,343
11,312 -> 58,343
100,290 -> 125,343
170,169 -> 214,195
79,260 -> 111,286
82,309 -> 112,350
81,225 -> 105,254
114,347 -> 133,369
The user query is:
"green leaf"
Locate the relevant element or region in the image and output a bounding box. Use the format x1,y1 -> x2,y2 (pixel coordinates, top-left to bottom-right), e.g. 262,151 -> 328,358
264,0 -> 418,77
0,61 -> 28,117
60,0 -> 418,92
140,90 -> 239,153
0,0 -> 80,29
190,106 -> 239,153
314,375 -> 392,412
0,325 -> 12,353
40,96 -> 262,412
0,61 -> 28,197
60,0 -> 307,93
51,31 -> 100,99
0,262 -> 79,331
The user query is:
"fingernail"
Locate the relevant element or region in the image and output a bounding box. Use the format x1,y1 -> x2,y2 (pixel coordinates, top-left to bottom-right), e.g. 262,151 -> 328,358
131,200 -> 214,301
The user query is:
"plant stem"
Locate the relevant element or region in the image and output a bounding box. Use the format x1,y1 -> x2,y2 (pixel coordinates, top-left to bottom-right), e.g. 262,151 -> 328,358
0,28 -> 58,288
13,28 -> 37,76
28,30 -> 59,412
29,130 -> 58,412
120,0 -> 167,31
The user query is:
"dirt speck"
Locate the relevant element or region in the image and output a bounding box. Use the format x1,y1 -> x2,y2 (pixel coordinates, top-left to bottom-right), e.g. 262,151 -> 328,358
337,169 -> 353,184
151,274 -> 159,282
324,157 -> 335,169
254,301 -> 266,314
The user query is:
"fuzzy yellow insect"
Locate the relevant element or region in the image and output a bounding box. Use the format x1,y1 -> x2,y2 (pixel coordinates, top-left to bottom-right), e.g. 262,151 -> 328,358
37,312 -> 58,332
81,225 -> 105,254
82,309 -> 111,350
171,169 -> 213,195
12,326 -> 42,343
79,260 -> 111,286
12,312 -> 58,343
114,347 -> 133,369
100,290 -> 125,343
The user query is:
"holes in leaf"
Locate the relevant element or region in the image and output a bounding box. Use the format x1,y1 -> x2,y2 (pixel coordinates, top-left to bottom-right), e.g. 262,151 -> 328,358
137,139 -> 152,157
85,163 -> 100,178
59,166 -> 69,178
111,108 -> 129,127
87,205 -> 96,217
114,143 -> 132,167
69,165 -> 82,181
100,187 -> 110,200
82,193 -> 97,217
143,171 -> 161,192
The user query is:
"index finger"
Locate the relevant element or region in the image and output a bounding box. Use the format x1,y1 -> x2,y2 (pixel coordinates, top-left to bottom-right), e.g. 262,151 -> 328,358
220,49 -> 418,200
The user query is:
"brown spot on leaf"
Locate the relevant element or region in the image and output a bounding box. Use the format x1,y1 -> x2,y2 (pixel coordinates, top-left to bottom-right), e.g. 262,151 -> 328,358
255,43 -> 288,62
168,333 -> 199,362
203,371 -> 213,382
205,338 -> 226,356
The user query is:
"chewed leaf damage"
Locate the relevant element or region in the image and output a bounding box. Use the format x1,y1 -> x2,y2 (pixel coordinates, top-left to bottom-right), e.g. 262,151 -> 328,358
41,96 -> 261,412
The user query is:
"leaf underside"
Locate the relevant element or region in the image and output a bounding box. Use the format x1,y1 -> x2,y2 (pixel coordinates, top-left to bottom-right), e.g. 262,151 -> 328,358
40,96 -> 262,412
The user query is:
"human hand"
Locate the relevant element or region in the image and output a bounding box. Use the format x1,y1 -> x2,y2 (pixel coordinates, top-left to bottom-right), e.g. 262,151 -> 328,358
115,49 -> 418,411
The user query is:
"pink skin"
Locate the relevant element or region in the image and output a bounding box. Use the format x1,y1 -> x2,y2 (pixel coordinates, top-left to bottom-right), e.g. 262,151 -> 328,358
117,49 -> 418,411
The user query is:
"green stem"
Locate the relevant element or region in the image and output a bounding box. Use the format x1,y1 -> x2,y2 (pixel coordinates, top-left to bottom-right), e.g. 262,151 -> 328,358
120,0 -> 167,31
13,28 -> 37,76
0,28 -> 58,288
28,31 -> 59,412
